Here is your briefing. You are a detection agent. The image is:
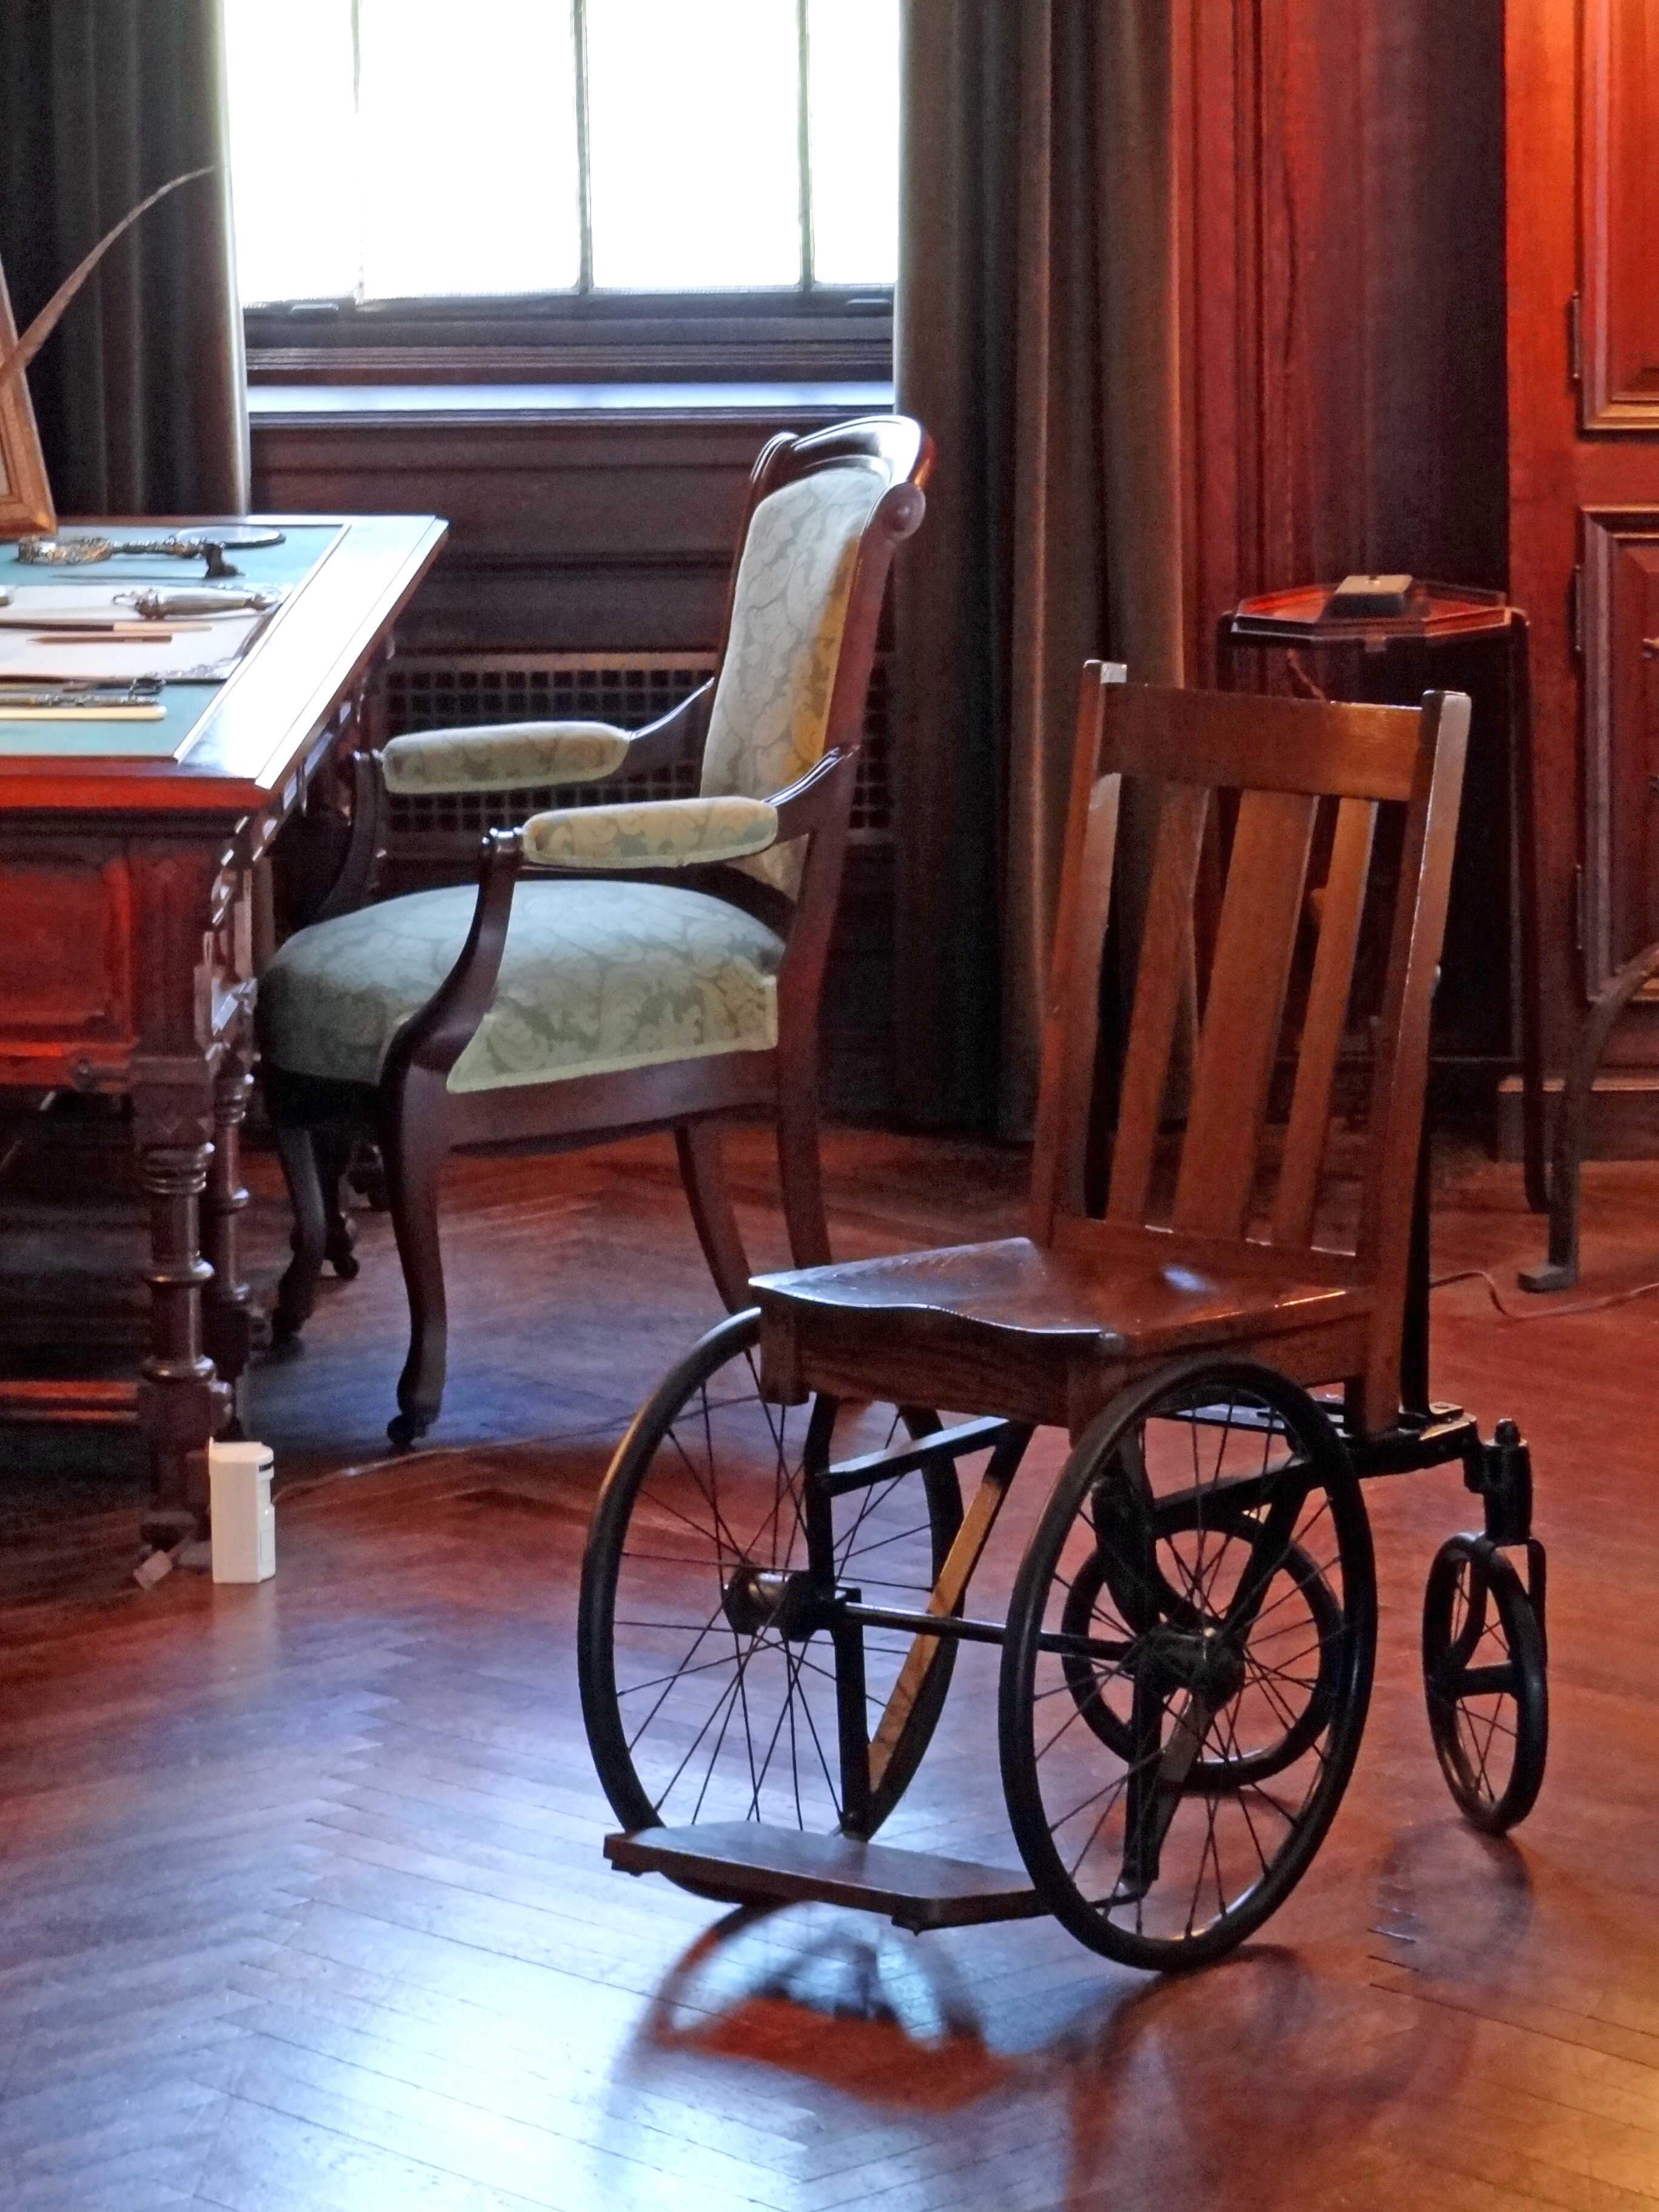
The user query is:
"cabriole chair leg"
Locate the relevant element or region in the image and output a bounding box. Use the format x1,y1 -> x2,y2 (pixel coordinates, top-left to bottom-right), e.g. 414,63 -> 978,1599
674,1121 -> 754,1312
384,1102 -> 450,1450
776,1081 -> 832,1270
317,1129 -> 361,1281
271,1124 -> 328,1349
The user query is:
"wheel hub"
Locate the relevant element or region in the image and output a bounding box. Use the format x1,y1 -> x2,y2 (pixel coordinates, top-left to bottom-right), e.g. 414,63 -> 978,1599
1137,1623 -> 1247,1707
721,1564 -> 822,1640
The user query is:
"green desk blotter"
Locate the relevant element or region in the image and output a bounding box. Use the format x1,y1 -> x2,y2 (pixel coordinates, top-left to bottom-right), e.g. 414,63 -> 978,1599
0,524 -> 345,758
0,683 -> 218,759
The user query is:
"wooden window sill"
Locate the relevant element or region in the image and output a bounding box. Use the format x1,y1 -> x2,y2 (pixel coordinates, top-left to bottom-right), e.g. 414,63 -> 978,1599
246,381 -> 897,431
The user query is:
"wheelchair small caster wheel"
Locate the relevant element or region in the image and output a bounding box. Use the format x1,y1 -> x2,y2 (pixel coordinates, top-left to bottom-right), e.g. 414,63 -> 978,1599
1423,1533 -> 1547,1833
386,1409 -> 430,1452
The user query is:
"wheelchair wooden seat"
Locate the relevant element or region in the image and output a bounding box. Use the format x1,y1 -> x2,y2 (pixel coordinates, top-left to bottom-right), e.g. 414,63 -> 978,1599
578,666 -> 1550,1973
756,1230 -> 1371,1433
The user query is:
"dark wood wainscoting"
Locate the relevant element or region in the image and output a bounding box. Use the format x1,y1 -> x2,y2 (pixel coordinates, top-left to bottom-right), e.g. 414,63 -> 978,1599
250,387 -> 899,1114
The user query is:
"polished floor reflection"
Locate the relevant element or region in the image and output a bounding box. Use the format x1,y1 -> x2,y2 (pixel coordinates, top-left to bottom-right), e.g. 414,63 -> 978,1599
2,1128 -> 1657,2209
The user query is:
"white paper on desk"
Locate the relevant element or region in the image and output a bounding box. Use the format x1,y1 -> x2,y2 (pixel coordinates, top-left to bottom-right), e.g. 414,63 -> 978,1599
0,585 -> 266,682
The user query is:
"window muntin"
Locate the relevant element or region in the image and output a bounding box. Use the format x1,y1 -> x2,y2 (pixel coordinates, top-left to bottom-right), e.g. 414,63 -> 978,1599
225,0 -> 897,312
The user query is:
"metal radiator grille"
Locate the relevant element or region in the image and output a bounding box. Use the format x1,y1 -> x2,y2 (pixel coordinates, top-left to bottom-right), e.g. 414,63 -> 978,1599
377,652 -> 893,851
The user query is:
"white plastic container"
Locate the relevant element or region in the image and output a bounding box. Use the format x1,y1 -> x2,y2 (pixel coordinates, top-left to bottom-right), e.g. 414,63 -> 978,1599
208,1439 -> 276,1583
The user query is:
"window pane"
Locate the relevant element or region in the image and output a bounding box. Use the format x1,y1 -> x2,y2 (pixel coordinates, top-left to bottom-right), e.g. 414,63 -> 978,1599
357,0 -> 580,298
226,0 -> 360,303
586,0 -> 801,290
808,0 -> 899,286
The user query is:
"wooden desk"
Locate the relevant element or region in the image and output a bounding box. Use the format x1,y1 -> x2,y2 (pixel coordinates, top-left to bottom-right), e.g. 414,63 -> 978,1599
0,514 -> 446,1532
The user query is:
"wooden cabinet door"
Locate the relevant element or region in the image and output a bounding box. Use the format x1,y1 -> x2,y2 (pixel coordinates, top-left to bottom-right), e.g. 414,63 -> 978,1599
1509,0 -> 1659,1076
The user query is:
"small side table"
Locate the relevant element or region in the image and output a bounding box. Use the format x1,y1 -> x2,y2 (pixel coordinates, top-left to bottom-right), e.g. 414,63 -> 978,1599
1216,582 -> 1546,1215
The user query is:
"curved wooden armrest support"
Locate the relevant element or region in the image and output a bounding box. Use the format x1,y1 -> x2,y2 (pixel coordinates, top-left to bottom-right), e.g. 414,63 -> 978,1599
773,750 -> 858,1001
307,750 -> 387,925
390,829 -> 525,1082
615,679 -> 714,779
771,748 -> 856,840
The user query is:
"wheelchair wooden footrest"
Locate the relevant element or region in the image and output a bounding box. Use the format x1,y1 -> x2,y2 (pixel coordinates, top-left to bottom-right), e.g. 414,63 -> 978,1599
605,1824 -> 1044,1932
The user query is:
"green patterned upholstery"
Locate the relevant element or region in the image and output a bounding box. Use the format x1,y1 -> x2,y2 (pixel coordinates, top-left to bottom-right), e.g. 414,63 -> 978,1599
700,466 -> 885,895
259,879 -> 785,1094
523,794 -> 777,870
381,720 -> 633,796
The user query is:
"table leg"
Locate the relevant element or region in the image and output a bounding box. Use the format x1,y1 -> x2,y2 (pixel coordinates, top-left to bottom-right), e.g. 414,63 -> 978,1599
135,1139 -> 230,1546
1510,618 -> 1549,1212
203,1061 -> 256,1435
1519,933 -> 1659,1291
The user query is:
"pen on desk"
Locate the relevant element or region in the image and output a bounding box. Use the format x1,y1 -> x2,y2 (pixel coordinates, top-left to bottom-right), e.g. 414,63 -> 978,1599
24,632 -> 179,646
0,618 -> 210,634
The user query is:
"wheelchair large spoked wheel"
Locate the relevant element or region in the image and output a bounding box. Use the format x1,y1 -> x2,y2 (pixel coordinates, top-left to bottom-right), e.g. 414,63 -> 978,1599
999,1357 -> 1376,1971
1423,1533 -> 1547,1834
578,1310 -> 965,1848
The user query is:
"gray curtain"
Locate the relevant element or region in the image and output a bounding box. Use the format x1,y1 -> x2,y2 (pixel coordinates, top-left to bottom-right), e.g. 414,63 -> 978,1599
893,0 -> 1184,1136
0,0 -> 247,517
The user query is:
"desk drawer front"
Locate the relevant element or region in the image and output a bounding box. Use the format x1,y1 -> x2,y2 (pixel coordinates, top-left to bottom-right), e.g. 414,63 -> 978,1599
0,856 -> 135,1082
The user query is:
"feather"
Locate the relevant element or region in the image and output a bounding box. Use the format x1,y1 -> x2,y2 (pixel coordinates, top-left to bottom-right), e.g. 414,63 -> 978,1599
0,167 -> 215,397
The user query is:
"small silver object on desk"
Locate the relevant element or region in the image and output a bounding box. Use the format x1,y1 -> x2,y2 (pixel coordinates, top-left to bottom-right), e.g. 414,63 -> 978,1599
0,676 -> 164,710
17,528 -> 287,580
15,535 -> 115,567
118,586 -> 282,619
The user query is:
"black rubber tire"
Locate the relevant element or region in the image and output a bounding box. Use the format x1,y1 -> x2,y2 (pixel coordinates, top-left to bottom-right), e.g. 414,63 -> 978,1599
999,1356 -> 1375,1972
578,1310 -> 967,1846
1423,1533 -> 1547,1834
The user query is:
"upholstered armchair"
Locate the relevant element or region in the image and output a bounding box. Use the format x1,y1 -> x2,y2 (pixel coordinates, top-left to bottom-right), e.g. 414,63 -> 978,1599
257,416 -> 931,1447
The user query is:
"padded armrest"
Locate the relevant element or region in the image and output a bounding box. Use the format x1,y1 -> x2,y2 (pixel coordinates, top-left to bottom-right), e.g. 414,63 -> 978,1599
521,794 -> 779,870
381,720 -> 634,797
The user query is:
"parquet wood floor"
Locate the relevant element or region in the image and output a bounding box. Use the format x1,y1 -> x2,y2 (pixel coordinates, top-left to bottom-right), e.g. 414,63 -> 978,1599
4,1128 -> 1659,2208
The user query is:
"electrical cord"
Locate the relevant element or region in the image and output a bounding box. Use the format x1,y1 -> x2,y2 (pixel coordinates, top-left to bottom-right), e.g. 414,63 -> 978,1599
1431,1267 -> 1659,1322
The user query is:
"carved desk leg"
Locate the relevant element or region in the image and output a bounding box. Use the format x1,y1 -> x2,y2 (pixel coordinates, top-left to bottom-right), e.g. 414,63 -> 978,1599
135,1133 -> 230,1547
203,1058 -> 256,1436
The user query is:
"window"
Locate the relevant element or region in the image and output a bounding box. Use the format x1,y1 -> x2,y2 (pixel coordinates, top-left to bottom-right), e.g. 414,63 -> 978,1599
225,0 -> 898,382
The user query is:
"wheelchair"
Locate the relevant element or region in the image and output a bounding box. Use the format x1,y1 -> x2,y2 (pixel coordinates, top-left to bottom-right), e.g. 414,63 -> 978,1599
577,671 -> 1548,1972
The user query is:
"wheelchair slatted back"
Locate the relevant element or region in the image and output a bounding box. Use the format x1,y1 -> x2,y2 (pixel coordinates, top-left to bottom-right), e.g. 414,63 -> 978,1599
1271,794 -> 1379,1245
1167,785 -> 1320,1238
1030,669 -> 1469,1410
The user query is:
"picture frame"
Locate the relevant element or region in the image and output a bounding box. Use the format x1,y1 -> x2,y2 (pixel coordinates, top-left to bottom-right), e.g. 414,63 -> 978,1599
0,255 -> 56,540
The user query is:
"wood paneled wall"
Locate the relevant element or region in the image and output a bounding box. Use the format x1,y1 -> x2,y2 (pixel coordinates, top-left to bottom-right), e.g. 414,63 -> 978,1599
1509,0 -> 1659,1113
1180,2 -> 1513,1090
1181,1 -> 1509,682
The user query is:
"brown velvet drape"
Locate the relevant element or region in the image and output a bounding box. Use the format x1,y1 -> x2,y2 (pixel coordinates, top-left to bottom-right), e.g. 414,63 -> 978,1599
0,0 -> 247,517
893,0 -> 1184,1136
